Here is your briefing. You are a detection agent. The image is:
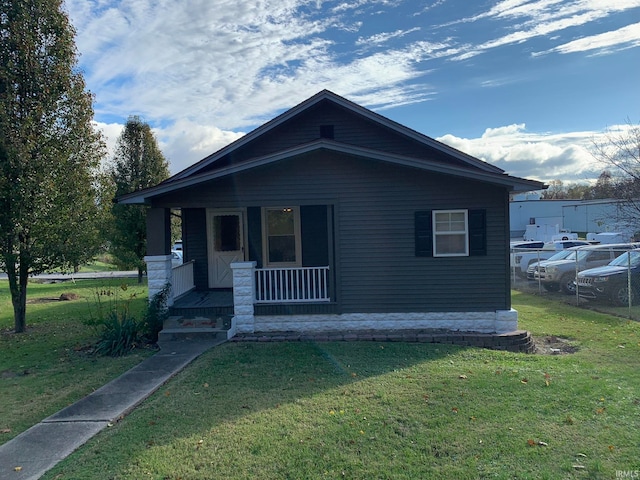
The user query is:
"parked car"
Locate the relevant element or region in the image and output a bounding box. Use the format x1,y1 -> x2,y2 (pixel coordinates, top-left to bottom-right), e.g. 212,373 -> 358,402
511,240 -> 591,277
172,240 -> 183,251
576,249 -> 640,306
171,249 -> 183,267
526,247 -> 581,280
534,243 -> 639,294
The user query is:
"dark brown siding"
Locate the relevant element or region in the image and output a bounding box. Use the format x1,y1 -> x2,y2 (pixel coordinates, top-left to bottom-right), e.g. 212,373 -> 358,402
154,152 -> 510,313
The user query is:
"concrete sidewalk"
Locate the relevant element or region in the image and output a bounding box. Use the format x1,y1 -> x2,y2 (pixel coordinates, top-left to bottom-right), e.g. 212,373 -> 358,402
0,339 -> 223,480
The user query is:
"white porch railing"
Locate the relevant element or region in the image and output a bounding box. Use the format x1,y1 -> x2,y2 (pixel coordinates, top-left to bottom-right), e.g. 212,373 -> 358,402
255,266 -> 330,303
171,260 -> 195,300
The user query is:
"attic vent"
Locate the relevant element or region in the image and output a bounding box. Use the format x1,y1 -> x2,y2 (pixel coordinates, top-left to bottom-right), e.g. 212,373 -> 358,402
320,125 -> 334,139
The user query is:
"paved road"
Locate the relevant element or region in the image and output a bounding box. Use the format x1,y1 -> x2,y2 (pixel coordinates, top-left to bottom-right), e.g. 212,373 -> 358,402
0,271 -> 139,281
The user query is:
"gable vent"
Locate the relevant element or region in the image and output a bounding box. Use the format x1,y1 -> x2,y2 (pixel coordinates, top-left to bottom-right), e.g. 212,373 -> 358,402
320,125 -> 334,139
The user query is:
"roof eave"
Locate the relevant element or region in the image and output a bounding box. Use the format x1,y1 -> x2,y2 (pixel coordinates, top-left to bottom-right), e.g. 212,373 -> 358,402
117,140 -> 545,203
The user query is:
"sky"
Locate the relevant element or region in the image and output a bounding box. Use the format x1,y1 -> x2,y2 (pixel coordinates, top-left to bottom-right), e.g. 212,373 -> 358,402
65,0 -> 640,185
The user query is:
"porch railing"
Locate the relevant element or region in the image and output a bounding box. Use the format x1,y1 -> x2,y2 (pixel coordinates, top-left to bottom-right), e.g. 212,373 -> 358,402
255,266 -> 330,303
171,260 -> 195,300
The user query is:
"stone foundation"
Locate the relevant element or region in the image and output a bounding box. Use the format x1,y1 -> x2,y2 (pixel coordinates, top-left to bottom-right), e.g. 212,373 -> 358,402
231,329 -> 535,353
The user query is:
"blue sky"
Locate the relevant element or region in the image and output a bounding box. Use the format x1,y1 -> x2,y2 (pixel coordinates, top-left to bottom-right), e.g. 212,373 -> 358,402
66,0 -> 640,184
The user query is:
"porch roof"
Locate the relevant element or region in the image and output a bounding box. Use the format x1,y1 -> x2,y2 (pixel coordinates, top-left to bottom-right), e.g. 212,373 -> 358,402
119,138 -> 545,205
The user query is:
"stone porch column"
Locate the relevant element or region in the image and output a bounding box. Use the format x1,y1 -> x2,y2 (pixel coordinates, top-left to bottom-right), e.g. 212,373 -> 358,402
231,261 -> 256,333
144,255 -> 173,306
495,309 -> 518,334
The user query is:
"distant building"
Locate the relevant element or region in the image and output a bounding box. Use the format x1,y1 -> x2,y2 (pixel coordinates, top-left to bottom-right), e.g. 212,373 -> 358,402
510,196 -> 632,240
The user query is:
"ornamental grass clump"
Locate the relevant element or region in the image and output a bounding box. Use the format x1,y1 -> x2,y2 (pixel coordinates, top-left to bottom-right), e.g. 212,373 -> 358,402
86,284 -> 142,356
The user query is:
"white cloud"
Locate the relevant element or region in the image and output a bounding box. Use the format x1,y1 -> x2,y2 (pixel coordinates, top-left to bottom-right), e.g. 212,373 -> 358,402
534,22 -> 640,56
155,120 -> 245,172
67,1 -> 640,178
437,124 -> 611,183
355,27 -> 421,46
451,0 -> 640,60
94,121 -> 123,164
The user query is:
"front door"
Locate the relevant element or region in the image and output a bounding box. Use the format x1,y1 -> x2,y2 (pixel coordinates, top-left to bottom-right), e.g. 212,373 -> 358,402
207,210 -> 244,288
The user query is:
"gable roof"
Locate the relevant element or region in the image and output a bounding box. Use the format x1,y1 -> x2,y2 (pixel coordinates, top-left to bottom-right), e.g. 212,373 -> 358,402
118,90 -> 545,204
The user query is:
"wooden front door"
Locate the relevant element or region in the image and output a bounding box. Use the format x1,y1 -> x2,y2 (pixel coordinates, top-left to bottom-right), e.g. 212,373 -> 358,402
207,209 -> 244,288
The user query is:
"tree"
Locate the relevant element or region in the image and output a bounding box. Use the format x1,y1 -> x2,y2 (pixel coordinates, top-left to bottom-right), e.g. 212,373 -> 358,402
0,0 -> 105,333
108,117 -> 170,283
540,180 -> 568,199
591,121 -> 640,231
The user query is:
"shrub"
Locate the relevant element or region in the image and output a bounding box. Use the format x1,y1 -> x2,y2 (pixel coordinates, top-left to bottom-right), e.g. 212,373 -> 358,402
142,283 -> 170,343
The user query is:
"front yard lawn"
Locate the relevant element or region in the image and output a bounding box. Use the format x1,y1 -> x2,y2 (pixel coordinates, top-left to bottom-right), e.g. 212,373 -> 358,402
43,290 -> 640,480
0,278 -> 153,443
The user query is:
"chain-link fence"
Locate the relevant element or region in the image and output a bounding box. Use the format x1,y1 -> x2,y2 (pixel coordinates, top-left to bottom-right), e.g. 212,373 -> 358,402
511,244 -> 640,320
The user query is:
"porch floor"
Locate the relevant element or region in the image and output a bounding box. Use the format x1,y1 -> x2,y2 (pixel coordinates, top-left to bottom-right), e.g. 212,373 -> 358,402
170,289 -> 234,317
173,289 -> 233,308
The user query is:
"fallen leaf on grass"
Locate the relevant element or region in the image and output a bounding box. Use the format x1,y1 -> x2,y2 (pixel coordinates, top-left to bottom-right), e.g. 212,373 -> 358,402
459,374 -> 467,379
527,439 -> 548,447
596,407 -> 605,414
0,428 -> 11,434
608,445 -> 615,451
521,378 -> 528,384
451,407 -> 459,413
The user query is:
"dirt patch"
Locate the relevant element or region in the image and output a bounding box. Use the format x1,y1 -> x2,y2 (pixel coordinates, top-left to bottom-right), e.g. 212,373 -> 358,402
27,293 -> 80,304
533,335 -> 579,355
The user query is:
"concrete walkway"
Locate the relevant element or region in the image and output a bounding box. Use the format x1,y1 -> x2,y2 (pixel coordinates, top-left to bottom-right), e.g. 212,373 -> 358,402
0,339 -> 223,480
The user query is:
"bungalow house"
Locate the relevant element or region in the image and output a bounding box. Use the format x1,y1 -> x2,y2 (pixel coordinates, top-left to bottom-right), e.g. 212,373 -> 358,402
118,90 -> 544,341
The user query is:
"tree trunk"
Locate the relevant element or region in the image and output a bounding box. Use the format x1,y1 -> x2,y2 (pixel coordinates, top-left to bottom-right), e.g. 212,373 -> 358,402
138,266 -> 144,284
7,263 -> 29,333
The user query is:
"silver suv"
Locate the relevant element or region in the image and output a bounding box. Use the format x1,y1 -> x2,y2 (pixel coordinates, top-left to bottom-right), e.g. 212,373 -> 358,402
533,243 -> 640,294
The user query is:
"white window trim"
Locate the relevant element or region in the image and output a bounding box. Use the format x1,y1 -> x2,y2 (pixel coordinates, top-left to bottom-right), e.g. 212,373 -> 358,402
433,209 -> 469,257
261,206 -> 302,267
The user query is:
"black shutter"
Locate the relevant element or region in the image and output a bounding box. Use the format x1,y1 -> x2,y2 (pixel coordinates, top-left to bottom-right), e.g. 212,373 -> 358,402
247,207 -> 263,267
415,211 -> 432,257
468,209 -> 486,256
301,205 -> 329,267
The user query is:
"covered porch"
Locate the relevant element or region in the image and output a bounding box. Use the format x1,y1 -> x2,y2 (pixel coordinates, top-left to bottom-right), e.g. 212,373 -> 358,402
149,256 -> 336,341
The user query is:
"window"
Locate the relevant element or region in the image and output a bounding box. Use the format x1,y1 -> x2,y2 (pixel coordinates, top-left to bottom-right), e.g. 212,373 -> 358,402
262,207 -> 301,266
416,209 -> 486,258
433,210 -> 468,256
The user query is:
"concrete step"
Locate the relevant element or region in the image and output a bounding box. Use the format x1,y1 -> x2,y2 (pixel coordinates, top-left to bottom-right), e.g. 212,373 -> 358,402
158,327 -> 229,343
158,315 -> 232,343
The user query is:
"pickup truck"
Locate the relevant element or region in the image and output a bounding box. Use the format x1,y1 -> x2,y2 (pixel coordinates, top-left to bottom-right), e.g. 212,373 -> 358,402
510,240 -> 591,278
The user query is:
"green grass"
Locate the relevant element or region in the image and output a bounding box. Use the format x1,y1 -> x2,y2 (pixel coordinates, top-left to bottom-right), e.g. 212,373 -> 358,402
41,290 -> 640,480
0,278 -> 153,443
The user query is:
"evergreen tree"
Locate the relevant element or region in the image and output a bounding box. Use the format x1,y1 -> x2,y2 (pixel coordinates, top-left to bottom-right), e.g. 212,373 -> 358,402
109,116 -> 170,283
0,0 -> 105,333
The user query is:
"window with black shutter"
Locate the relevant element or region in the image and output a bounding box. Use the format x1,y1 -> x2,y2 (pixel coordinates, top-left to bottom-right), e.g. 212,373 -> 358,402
415,209 -> 486,257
